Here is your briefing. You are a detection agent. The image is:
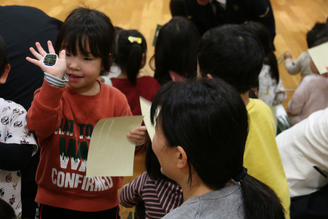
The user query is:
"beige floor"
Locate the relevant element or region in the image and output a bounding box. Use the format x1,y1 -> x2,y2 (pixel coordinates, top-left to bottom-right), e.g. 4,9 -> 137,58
2,0 -> 328,218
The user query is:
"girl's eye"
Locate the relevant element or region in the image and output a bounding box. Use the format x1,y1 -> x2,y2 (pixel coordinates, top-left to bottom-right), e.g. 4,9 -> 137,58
66,53 -> 71,57
84,57 -> 92,61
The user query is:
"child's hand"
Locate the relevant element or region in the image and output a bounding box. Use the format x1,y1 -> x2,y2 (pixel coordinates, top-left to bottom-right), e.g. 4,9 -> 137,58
26,41 -> 66,79
127,126 -> 148,145
284,51 -> 292,59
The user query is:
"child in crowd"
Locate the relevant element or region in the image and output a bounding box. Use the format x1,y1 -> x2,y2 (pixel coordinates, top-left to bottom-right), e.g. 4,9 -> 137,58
150,79 -> 285,219
288,37 -> 328,125
0,35 -> 37,218
284,21 -> 328,81
197,25 -> 290,219
25,7 -> 147,218
244,22 -> 286,108
111,29 -> 161,116
120,142 -> 183,219
151,16 -> 200,85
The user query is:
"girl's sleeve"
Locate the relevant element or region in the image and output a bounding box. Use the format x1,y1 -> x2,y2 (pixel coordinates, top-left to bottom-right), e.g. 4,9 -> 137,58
285,52 -> 307,75
27,79 -> 65,140
119,172 -> 147,207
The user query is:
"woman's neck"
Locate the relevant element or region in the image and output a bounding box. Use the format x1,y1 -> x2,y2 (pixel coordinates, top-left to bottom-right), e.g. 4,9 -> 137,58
179,177 -> 214,201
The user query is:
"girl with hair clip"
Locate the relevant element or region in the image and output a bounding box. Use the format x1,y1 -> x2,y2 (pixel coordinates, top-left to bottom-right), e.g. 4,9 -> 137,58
243,22 -> 286,108
150,16 -> 200,85
150,79 -> 285,219
26,7 -> 147,218
119,141 -> 183,218
111,29 -> 161,116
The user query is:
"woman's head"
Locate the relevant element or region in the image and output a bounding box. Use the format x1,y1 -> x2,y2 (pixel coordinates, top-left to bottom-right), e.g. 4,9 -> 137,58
55,7 -> 115,75
115,29 -> 147,85
151,78 -> 248,190
152,16 -> 200,85
198,24 -> 264,94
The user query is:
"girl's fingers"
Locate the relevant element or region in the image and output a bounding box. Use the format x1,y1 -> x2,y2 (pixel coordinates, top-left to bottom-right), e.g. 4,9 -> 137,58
26,56 -> 41,66
58,49 -> 66,60
29,47 -> 43,61
35,42 -> 47,57
47,40 -> 56,54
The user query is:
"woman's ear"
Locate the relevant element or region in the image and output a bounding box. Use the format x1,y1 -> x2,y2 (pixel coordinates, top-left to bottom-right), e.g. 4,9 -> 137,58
176,146 -> 188,169
0,64 -> 10,84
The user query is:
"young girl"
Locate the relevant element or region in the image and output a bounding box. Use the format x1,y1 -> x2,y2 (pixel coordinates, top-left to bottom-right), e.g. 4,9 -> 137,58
119,142 -> 183,219
26,7 -> 147,218
288,37 -> 328,125
111,29 -> 161,116
150,79 -> 285,219
244,22 -> 286,108
151,16 -> 200,85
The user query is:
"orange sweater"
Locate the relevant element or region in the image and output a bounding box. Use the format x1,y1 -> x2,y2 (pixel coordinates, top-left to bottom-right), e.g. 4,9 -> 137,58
27,80 -> 132,212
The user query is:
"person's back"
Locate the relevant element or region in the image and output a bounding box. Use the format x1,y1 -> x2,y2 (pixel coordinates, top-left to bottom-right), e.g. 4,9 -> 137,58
0,5 -> 62,110
197,25 -> 290,219
288,74 -> 328,125
245,98 -> 290,213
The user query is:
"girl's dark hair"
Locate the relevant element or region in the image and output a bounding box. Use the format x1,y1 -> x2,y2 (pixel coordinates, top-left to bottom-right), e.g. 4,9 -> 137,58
151,16 -> 200,85
307,22 -> 328,48
243,22 -> 279,82
115,29 -> 147,85
198,25 -> 264,94
55,7 -> 115,75
150,78 -> 284,219
0,35 -> 9,77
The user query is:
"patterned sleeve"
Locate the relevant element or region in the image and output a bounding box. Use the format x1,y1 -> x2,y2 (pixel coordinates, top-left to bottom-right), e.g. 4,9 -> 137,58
1,101 -> 37,154
119,171 -> 147,207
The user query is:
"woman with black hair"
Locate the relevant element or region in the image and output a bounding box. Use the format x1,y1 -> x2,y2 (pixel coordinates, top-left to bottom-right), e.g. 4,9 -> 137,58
150,79 -> 285,219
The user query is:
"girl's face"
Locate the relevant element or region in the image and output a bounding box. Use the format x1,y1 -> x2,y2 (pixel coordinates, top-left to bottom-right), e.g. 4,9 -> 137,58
65,44 -> 104,95
152,123 -> 179,181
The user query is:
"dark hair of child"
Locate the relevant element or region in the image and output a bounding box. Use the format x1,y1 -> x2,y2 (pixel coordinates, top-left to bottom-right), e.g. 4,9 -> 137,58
151,16 -> 200,85
54,7 -> 115,76
114,29 -> 147,85
0,35 -> 9,76
198,25 -> 264,94
306,22 -> 328,48
151,78 -> 285,219
0,198 -> 16,219
243,22 -> 279,82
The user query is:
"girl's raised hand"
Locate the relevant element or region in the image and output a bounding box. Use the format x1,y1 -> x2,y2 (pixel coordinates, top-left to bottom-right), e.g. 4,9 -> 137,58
26,40 -> 66,79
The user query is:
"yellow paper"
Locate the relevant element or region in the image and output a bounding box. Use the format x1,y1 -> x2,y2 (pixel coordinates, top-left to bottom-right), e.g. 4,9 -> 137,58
140,97 -> 156,142
86,116 -> 143,177
308,42 -> 328,74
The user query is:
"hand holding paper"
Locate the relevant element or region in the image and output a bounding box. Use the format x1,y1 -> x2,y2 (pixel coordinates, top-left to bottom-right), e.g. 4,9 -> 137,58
86,116 -> 144,177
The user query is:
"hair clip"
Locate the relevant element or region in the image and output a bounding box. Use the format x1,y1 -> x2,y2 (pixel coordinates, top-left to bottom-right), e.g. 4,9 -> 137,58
128,36 -> 142,44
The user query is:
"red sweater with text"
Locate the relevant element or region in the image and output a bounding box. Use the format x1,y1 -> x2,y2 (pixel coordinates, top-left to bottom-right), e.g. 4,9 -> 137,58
27,80 -> 132,212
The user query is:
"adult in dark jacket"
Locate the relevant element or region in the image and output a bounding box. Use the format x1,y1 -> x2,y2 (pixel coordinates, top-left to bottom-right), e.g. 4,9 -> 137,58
170,0 -> 276,43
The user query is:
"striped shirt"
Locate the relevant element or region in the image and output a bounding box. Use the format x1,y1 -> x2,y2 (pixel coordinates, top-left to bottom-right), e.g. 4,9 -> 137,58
120,171 -> 183,219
